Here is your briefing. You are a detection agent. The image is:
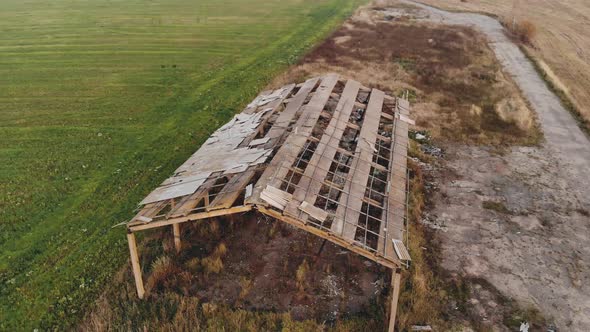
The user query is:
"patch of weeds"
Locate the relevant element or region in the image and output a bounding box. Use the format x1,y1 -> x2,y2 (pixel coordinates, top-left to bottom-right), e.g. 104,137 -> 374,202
482,200 -> 512,215
201,242 -> 228,275
500,18 -> 537,45
576,208 -> 590,217
238,277 -> 253,300
481,104 -> 523,134
296,259 -> 310,294
397,88 -> 418,102
146,257 -> 177,290
503,301 -> 547,330
397,160 -> 452,330
332,298 -> 385,331
408,140 -> 432,163
445,277 -> 471,312
394,57 -> 417,72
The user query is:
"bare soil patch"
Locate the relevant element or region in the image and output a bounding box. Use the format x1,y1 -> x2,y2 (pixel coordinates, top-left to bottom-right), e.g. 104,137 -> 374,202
424,144 -> 590,330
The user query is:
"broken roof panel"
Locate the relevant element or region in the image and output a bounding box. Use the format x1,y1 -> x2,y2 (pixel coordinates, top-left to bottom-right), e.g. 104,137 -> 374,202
128,74 -> 411,267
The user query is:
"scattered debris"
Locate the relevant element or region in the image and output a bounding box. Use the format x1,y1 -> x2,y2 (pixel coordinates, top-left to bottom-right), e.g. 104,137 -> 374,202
320,275 -> 343,297
421,145 -> 443,157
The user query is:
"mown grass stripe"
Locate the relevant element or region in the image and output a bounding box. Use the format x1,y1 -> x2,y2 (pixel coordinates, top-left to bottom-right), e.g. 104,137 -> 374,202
0,0 -> 368,329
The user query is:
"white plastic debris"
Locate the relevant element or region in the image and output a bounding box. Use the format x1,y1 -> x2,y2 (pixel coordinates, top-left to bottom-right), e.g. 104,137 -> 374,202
519,322 -> 530,332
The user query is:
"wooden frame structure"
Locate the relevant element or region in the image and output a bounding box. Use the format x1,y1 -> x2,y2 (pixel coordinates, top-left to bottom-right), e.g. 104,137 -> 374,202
125,74 -> 412,331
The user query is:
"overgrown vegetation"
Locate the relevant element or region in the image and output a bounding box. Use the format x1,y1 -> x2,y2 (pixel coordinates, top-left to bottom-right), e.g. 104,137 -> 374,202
502,300 -> 547,330
520,47 -> 590,136
499,15 -> 589,135
80,216 -> 388,330
482,200 -> 513,214
295,259 -> 310,295
396,144 -> 451,330
501,18 -> 537,45
278,18 -> 543,146
0,0 -> 369,329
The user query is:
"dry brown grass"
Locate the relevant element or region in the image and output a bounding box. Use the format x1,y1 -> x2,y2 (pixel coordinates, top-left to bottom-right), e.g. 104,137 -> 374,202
238,277 -> 253,300
80,218 -> 388,331
295,258 -> 310,295
517,20 -> 537,44
501,18 -> 537,45
271,17 -> 541,146
146,256 -> 181,295
201,242 -> 228,274
396,159 -> 447,329
416,0 -> 590,133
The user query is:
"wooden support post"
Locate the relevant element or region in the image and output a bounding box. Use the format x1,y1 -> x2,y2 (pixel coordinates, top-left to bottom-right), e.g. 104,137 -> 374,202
388,268 -> 402,332
204,190 -> 210,206
127,231 -> 145,299
173,223 -> 181,253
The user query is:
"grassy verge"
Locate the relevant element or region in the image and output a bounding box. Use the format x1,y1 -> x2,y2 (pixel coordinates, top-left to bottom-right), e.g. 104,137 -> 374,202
0,0 -> 367,329
396,142 -> 453,330
519,46 -> 590,137
415,0 -> 589,137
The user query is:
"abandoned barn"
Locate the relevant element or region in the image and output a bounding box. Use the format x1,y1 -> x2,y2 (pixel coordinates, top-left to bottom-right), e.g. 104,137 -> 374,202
124,73 -> 412,331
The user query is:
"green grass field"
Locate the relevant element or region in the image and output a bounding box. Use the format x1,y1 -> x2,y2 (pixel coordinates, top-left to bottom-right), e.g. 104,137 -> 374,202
0,0 -> 366,328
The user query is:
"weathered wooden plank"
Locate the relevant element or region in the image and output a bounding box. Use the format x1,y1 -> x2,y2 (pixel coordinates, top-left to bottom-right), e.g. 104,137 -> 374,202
298,201 -> 328,222
260,185 -> 293,210
129,205 -> 253,231
382,99 -> 411,260
249,74 -> 339,206
264,185 -> 293,200
127,232 -> 145,299
388,270 -> 402,332
243,89 -> 272,114
207,170 -> 256,211
129,200 -> 170,226
333,89 -> 385,240
267,74 -> 339,189
238,84 -> 296,148
392,239 -> 411,261
285,79 -> 361,218
263,77 -> 320,148
166,174 -> 220,218
173,224 -> 181,253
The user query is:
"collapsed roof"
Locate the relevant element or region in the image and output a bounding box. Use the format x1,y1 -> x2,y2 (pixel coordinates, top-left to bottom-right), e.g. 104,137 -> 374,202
127,73 -> 412,268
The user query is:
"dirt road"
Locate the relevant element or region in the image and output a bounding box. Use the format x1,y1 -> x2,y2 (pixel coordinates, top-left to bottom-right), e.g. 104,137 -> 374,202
413,0 -> 590,129
400,1 -> 590,329
403,1 -> 590,188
